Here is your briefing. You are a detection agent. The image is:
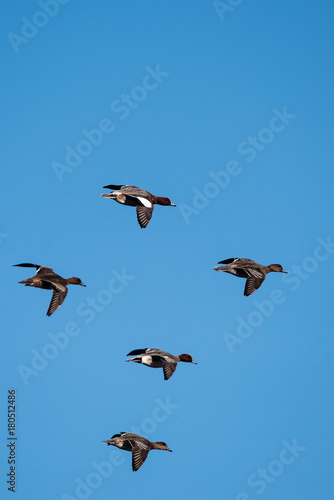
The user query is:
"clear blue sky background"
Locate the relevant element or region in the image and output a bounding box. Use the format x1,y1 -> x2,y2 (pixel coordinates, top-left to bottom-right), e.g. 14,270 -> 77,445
1,1 -> 334,499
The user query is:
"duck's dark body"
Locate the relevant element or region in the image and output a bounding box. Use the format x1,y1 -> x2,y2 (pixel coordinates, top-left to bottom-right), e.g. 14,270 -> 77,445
126,348 -> 196,380
214,258 -> 287,296
101,432 -> 172,471
101,184 -> 175,228
14,263 -> 85,316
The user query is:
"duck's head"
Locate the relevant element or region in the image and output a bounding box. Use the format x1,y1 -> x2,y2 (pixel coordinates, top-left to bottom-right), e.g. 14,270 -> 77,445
68,277 -> 86,286
156,197 -> 176,207
154,441 -> 172,452
178,354 -> 197,364
268,264 -> 287,273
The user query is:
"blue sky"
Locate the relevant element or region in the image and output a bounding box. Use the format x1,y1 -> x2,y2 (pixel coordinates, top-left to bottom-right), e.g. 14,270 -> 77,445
1,1 -> 334,499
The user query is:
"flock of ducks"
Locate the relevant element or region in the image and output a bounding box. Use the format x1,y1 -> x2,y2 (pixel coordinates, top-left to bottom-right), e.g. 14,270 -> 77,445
14,184 -> 287,471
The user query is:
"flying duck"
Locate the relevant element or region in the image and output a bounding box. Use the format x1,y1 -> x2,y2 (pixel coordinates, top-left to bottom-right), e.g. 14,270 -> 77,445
126,348 -> 196,380
101,184 -> 176,228
214,257 -> 287,296
14,263 -> 85,316
101,432 -> 172,471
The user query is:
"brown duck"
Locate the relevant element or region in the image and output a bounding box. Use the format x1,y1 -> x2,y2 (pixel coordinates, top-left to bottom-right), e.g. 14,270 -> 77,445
214,258 -> 287,296
101,432 -> 172,471
126,348 -> 196,380
14,263 -> 85,316
101,184 -> 176,228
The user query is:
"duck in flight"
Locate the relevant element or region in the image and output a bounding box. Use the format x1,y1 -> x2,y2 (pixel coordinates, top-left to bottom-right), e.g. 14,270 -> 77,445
126,348 -> 196,380
14,263 -> 86,316
101,184 -> 176,228
214,258 -> 287,296
101,432 -> 172,471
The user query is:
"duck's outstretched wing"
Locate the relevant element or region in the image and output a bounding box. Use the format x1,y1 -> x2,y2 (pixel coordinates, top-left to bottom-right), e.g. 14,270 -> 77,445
127,348 -> 167,356
132,446 -> 150,472
217,257 -> 255,266
127,348 -> 149,356
217,257 -> 239,265
45,282 -> 68,316
136,205 -> 154,228
13,263 -> 54,274
103,184 -> 127,190
13,263 -> 42,269
162,361 -> 178,380
244,276 -> 265,296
